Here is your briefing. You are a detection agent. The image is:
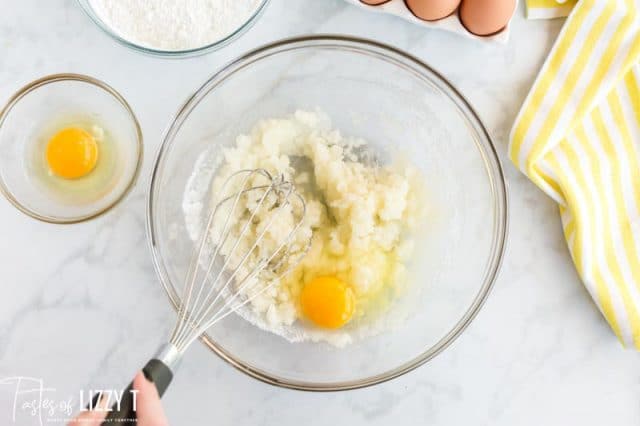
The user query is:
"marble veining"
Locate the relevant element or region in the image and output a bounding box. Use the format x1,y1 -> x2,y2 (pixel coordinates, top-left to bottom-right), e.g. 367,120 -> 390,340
1,0 -> 639,425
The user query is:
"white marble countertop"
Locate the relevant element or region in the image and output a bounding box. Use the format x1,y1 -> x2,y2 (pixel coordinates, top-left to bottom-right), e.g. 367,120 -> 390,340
1,0 -> 638,425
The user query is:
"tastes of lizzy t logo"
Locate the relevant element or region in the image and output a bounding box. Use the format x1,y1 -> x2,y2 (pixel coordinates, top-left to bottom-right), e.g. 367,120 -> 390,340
0,376 -> 138,425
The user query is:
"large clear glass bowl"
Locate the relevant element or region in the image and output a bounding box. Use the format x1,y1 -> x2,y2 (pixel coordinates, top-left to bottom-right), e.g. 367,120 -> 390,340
147,36 -> 508,390
75,0 -> 270,58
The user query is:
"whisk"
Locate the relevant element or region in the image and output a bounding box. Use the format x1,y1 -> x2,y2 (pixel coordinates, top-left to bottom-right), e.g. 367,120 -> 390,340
103,168 -> 307,424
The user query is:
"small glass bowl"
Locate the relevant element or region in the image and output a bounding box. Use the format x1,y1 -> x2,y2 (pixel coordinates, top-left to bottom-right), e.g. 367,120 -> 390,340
75,0 -> 271,58
0,74 -> 143,224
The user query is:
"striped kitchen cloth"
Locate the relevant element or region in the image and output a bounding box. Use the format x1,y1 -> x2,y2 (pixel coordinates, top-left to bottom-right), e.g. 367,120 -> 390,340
510,0 -> 640,347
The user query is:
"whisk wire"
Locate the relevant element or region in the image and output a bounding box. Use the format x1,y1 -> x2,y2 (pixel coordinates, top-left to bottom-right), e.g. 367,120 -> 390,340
172,174 -> 274,348
202,195 -> 309,330
178,190 -> 307,350
169,168 -> 308,353
170,169 -> 268,347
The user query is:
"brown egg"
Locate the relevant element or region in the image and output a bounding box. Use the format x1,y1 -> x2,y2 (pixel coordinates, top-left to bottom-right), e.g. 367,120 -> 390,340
405,0 -> 462,21
459,0 -> 516,36
360,0 -> 391,5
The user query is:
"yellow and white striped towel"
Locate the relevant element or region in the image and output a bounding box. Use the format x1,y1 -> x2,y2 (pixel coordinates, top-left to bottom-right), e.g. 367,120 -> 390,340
510,0 -> 640,347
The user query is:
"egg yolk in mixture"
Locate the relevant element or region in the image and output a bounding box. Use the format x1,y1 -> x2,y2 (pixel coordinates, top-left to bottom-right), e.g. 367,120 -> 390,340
46,127 -> 98,179
301,276 -> 355,329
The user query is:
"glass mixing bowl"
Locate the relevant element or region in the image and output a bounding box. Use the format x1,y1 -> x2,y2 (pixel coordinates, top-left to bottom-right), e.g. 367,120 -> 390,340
148,35 -> 508,390
76,0 -> 271,58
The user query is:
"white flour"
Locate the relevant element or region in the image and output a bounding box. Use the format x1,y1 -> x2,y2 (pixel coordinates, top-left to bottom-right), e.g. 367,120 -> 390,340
90,0 -> 261,51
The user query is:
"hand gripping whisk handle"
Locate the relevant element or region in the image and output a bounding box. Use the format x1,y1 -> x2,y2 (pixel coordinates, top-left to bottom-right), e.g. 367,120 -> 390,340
100,344 -> 180,425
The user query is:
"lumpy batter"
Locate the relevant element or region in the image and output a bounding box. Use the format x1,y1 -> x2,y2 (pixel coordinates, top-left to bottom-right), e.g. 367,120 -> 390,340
186,110 -> 425,346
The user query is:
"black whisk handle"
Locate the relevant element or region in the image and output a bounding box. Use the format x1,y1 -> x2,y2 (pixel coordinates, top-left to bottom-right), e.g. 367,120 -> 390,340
100,358 -> 174,425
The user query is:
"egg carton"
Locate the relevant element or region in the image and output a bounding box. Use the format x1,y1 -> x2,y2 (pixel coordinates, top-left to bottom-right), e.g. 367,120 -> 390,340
343,0 -> 516,44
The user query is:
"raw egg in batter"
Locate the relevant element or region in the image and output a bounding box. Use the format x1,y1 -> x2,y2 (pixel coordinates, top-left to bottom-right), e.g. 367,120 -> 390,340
301,276 -> 355,329
46,127 -> 98,179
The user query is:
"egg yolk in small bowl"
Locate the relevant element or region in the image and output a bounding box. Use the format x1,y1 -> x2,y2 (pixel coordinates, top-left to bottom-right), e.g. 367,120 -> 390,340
301,276 -> 355,329
46,127 -> 98,179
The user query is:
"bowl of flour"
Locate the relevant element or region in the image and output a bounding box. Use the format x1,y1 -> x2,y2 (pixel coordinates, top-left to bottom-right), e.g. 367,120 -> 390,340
76,0 -> 269,56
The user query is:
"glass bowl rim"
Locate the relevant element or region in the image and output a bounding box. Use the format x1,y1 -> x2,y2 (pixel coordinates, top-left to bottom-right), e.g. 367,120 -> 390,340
75,0 -> 271,58
146,35 -> 509,391
0,73 -> 144,225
